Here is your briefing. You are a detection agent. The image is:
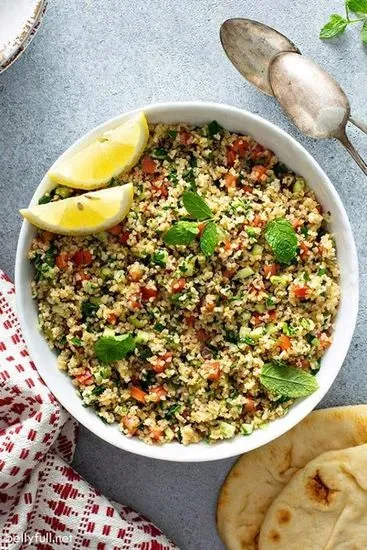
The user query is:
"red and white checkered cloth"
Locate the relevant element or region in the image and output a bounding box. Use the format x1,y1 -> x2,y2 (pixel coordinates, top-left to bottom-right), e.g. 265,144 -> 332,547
0,270 -> 177,549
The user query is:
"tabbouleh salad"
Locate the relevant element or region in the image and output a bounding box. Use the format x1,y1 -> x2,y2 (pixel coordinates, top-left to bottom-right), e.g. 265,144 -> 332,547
29,121 -> 340,445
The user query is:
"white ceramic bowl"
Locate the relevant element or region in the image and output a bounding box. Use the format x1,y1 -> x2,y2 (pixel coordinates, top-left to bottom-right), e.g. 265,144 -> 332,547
15,102 -> 359,462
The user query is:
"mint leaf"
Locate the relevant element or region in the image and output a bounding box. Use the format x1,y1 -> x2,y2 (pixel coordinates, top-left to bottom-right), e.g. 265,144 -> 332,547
182,191 -> 213,220
200,221 -> 218,256
347,0 -> 367,14
320,14 -> 348,39
260,363 -> 319,398
95,334 -> 136,363
163,221 -> 199,245
265,218 -> 298,264
362,20 -> 367,42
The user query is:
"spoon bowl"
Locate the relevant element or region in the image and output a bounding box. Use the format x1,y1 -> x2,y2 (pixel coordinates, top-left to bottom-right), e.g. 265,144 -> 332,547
269,52 -> 367,176
220,18 -> 299,95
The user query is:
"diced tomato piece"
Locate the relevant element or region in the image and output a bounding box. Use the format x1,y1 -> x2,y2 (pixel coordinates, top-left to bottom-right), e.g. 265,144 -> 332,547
243,185 -> 253,193
131,299 -> 142,310
198,223 -> 206,237
293,285 -> 309,298
251,165 -> 267,182
152,352 -> 172,373
41,231 -> 54,243
292,219 -> 303,230
122,414 -> 140,435
128,265 -> 143,282
278,334 -> 291,351
149,427 -> 164,441
107,313 -> 117,325
73,250 -> 93,266
223,268 -> 236,279
263,264 -> 278,278
299,241 -> 310,259
244,398 -> 257,413
119,231 -> 130,245
251,143 -> 265,159
140,287 -> 158,301
171,278 -> 186,293
231,138 -> 250,157
153,182 -> 168,198
108,224 -> 123,236
226,148 -> 237,166
150,386 -> 167,400
268,309 -> 277,321
78,271 -> 91,282
56,252 -> 70,269
203,360 -> 221,381
251,312 -> 263,326
196,329 -> 208,342
160,351 -> 173,362
224,173 -> 237,188
185,314 -> 195,326
253,214 -> 264,227
76,370 -> 94,386
224,240 -> 232,251
130,386 -> 147,403
180,131 -> 192,145
142,156 -> 157,174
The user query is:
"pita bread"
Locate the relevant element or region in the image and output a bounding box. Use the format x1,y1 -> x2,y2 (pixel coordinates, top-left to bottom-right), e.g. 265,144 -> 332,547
217,406 -> 367,550
258,444 -> 367,549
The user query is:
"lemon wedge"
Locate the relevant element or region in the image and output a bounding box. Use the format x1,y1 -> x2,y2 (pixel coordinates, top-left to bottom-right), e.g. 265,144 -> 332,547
48,112 -> 149,190
20,184 -> 134,235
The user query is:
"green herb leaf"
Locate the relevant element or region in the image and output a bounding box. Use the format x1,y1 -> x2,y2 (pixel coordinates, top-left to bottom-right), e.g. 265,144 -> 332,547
200,221 -> 218,257
320,14 -> 348,39
152,249 -> 168,267
95,334 -> 136,363
347,0 -> 367,14
91,385 -> 106,396
151,147 -> 168,160
163,221 -> 199,245
207,120 -> 223,137
260,362 -> 319,398
81,300 -> 99,320
167,129 -> 177,139
71,337 -> 83,347
38,193 -> 52,205
265,218 -> 298,264
182,191 -> 212,220
362,20 -> 367,42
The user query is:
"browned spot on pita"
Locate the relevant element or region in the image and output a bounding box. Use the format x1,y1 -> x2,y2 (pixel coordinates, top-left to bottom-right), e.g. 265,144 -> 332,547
307,471 -> 334,505
277,508 -> 291,524
356,415 -> 367,440
254,533 -> 260,548
231,471 -> 240,478
268,529 -> 281,543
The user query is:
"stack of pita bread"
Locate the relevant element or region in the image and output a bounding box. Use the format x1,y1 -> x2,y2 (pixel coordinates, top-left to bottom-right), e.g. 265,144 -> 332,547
217,406 -> 367,549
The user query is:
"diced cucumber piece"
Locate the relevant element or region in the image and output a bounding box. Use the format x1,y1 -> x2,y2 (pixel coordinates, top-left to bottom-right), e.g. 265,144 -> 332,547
235,266 -> 254,280
270,275 -> 288,287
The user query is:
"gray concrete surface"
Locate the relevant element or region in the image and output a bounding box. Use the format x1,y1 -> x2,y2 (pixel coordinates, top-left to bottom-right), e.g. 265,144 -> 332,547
1,1 -> 366,548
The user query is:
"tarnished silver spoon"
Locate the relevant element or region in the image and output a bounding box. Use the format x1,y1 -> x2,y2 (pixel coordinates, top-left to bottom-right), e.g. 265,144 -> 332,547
220,18 -> 300,96
220,18 -> 367,137
269,52 -> 367,176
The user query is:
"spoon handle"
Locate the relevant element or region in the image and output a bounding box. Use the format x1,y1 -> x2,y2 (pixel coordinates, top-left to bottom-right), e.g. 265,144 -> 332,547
338,133 -> 367,177
349,116 -> 367,136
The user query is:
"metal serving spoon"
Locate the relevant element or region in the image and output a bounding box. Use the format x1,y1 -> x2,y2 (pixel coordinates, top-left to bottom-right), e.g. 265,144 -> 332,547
269,52 -> 367,176
220,18 -> 367,136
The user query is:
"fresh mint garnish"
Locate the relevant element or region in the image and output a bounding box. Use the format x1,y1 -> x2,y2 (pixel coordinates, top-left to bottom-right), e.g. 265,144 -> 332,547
260,362 -> 319,398
182,191 -> 213,220
200,221 -> 218,257
95,334 -> 136,363
320,14 -> 348,38
265,218 -> 298,264
163,221 -> 199,245
163,191 -> 219,256
320,0 -> 367,42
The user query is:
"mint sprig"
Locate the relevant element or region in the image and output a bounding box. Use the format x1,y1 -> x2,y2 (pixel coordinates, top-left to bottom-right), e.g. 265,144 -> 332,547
260,362 -> 319,398
264,218 -> 298,264
163,191 -> 219,256
95,334 -> 136,363
320,0 -> 367,43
